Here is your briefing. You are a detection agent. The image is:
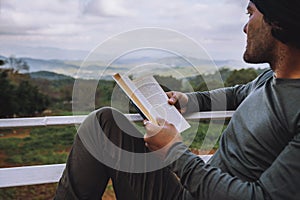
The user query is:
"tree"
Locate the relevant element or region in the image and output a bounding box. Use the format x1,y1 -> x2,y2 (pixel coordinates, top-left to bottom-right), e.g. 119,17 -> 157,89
218,67 -> 232,81
6,56 -> 30,73
154,75 -> 182,91
195,80 -> 223,92
0,60 -> 6,66
0,70 -> 18,117
225,68 -> 258,87
16,81 -> 49,116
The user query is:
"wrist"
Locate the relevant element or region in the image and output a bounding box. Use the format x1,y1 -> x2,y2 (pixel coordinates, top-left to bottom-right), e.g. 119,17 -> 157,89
184,92 -> 200,113
164,142 -> 189,165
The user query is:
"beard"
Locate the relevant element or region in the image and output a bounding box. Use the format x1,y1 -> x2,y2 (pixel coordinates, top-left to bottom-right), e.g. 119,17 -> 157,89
243,22 -> 277,65
243,43 -> 276,64
243,45 -> 272,64
243,37 -> 276,64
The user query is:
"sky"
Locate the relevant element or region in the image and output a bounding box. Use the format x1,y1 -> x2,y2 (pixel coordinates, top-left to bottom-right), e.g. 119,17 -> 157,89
0,0 -> 251,62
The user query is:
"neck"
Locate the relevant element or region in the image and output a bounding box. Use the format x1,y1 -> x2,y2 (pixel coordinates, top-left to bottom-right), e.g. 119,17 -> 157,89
271,44 -> 300,79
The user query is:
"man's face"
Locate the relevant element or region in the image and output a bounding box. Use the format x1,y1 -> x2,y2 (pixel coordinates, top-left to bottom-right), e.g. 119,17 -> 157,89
243,2 -> 277,64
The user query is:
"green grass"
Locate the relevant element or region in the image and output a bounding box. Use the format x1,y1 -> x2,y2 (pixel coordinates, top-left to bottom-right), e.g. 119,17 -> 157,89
0,126 -> 77,199
0,126 -> 76,166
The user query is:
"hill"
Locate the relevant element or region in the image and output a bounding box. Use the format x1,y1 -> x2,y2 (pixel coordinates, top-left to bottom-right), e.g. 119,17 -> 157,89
0,55 -> 269,80
29,71 -> 74,81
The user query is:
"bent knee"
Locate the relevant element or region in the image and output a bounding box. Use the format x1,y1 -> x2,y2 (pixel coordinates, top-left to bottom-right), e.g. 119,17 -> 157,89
95,107 -> 117,124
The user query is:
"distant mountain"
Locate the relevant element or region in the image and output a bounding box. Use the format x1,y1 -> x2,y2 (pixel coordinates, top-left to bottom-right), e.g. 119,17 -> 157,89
29,71 -> 74,80
153,56 -> 267,70
0,55 -> 80,77
0,55 -> 269,80
0,55 -> 6,60
23,57 -> 79,74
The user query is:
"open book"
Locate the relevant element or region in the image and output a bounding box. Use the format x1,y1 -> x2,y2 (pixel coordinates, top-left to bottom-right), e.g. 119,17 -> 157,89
113,73 -> 190,133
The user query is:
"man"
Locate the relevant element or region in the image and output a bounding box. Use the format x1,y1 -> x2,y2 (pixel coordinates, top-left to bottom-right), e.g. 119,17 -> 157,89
55,0 -> 300,199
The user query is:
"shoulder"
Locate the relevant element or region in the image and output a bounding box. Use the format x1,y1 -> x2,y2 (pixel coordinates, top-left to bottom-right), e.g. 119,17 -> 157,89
251,68 -> 274,89
256,68 -> 274,82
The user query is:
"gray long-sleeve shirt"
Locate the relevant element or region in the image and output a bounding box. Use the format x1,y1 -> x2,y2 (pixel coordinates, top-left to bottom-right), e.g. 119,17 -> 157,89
166,69 -> 300,200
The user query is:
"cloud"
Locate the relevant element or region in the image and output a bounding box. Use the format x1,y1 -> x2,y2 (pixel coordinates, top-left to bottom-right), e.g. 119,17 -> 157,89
0,0 -> 250,60
0,0 -> 80,35
80,0 -> 136,17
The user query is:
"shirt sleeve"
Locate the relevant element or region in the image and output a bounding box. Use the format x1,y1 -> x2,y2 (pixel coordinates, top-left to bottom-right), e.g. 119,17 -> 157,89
184,69 -> 273,113
166,131 -> 300,200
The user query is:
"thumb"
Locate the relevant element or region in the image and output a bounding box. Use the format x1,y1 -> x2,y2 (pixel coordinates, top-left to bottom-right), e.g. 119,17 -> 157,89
156,117 -> 166,126
144,121 -> 161,138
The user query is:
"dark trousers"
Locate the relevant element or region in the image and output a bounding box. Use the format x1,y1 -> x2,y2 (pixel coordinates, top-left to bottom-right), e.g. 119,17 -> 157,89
54,107 -> 194,200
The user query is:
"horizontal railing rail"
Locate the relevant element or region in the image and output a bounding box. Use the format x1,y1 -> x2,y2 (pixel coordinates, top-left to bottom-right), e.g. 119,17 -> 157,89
0,111 -> 234,128
0,111 -> 234,188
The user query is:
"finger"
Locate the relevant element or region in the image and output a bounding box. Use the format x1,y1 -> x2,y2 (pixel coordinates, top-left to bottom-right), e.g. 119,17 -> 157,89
144,121 -> 161,137
143,120 -> 150,126
167,92 -> 177,105
179,107 -> 187,114
166,91 -> 174,98
144,142 -> 159,152
156,117 -> 166,126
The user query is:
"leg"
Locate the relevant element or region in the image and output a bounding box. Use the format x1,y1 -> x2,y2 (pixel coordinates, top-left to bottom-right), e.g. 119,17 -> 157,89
54,134 -> 110,199
55,107 -> 194,200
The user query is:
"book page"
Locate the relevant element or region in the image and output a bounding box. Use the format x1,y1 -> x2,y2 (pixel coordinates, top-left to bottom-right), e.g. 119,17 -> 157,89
133,76 -> 190,133
113,73 -> 159,123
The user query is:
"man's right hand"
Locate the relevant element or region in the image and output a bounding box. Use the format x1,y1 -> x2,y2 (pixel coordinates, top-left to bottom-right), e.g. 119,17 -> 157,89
166,91 -> 188,114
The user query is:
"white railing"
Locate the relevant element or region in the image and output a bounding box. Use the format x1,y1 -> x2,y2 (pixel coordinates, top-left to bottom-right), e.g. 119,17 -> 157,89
0,111 -> 234,188
0,111 -> 234,128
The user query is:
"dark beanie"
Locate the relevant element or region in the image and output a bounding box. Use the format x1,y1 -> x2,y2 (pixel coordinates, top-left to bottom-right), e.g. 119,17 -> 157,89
251,0 -> 300,48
